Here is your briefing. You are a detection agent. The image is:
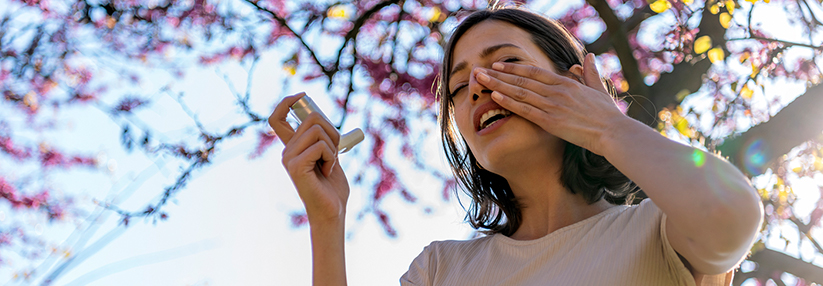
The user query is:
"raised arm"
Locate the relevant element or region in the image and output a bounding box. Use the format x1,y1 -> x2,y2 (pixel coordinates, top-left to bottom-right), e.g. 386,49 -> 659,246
600,115 -> 763,275
477,53 -> 762,275
572,55 -> 763,274
269,93 -> 349,286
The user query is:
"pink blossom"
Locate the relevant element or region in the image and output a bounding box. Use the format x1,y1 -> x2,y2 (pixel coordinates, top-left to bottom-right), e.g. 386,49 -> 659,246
376,210 -> 396,237
0,136 -> 32,160
290,212 -> 308,227
0,178 -> 54,211
0,233 -> 11,245
167,16 -> 181,27
199,54 -> 224,64
811,207 -> 823,227
373,170 -> 397,201
47,204 -> 65,221
441,179 -> 456,201
68,92 -> 97,103
248,130 -> 277,159
401,143 -> 413,159
0,178 -> 20,203
386,116 -> 408,135
40,149 -> 65,168
399,189 -> 417,203
39,148 -> 96,169
369,133 -> 385,163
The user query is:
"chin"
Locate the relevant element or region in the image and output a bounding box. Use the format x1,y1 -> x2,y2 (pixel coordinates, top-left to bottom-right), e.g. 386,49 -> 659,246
476,123 -> 564,175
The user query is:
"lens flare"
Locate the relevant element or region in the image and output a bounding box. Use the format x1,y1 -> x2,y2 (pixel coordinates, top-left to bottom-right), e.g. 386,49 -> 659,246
743,139 -> 768,174
692,149 -> 706,167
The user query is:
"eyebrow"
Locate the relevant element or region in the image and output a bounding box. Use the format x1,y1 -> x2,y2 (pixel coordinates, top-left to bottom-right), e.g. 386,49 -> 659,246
449,43 -> 522,79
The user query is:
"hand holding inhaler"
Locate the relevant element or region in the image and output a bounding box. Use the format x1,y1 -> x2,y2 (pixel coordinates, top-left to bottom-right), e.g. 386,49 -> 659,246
270,92 -> 355,225
289,95 -> 364,154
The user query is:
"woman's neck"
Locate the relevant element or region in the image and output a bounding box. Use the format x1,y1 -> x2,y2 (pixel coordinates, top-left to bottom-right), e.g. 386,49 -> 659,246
501,159 -> 614,241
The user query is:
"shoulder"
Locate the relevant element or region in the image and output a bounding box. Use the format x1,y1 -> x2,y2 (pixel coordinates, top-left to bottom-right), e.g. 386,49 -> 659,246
574,199 -> 662,237
625,198 -> 664,217
400,235 -> 495,285
608,200 -> 671,250
420,235 -> 496,262
612,198 -> 665,229
430,234 -> 496,249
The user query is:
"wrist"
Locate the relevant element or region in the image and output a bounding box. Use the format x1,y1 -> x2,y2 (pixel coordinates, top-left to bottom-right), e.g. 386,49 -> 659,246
308,212 -> 346,229
597,114 -> 650,159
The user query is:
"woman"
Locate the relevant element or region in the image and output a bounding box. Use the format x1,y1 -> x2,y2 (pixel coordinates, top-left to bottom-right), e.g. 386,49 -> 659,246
269,7 -> 763,286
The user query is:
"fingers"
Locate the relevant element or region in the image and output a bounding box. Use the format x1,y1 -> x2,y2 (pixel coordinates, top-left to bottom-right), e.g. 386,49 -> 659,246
477,56 -> 608,106
490,90 -> 551,128
490,61 -> 568,86
582,53 -> 608,94
479,65 -> 552,125
282,123 -> 338,177
291,113 -> 340,154
270,92 -> 306,144
295,112 -> 341,149
287,139 -> 337,177
475,67 -> 564,108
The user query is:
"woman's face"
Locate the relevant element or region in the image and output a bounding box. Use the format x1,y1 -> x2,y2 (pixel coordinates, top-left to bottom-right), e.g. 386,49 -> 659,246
448,20 -> 565,174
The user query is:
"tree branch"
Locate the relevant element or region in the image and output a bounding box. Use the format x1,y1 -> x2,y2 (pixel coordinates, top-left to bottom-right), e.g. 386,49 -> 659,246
243,0 -> 331,78
737,248 -> 823,285
799,0 -> 823,27
332,0 -> 403,76
718,84 -> 823,176
587,0 -> 653,125
335,0 -> 404,128
585,5 -> 654,54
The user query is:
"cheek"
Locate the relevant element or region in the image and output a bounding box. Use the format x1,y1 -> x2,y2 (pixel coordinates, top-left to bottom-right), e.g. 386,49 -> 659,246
453,104 -> 472,135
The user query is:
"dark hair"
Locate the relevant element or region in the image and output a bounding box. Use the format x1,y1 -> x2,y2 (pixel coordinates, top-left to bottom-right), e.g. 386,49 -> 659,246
438,7 -> 640,236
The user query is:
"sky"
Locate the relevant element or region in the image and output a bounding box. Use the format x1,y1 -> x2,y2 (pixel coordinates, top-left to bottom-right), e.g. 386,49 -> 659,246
2,0 -> 823,285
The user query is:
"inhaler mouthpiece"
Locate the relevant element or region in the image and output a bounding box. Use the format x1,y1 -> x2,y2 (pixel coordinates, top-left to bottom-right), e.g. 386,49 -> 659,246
290,95 -> 364,154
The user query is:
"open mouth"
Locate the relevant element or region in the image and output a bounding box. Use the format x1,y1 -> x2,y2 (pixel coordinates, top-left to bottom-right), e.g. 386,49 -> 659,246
478,109 -> 512,131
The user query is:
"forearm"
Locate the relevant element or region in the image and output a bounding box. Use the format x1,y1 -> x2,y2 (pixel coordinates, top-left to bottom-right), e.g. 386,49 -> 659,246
601,116 -> 762,258
309,217 -> 347,286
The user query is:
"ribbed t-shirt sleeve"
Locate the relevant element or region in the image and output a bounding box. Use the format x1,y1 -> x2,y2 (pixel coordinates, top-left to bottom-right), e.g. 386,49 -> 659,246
400,243 -> 437,286
654,200 -> 734,286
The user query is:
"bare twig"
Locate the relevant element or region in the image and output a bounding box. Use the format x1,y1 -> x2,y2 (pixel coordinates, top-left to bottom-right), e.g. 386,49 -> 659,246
243,0 -> 330,77
218,57 -> 264,122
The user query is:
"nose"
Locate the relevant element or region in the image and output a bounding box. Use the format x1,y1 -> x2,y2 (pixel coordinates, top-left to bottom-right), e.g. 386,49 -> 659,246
468,68 -> 492,102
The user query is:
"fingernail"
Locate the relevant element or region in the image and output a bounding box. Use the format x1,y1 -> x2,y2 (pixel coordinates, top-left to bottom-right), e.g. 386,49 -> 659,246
477,72 -> 490,83
491,91 -> 503,101
492,62 -> 504,70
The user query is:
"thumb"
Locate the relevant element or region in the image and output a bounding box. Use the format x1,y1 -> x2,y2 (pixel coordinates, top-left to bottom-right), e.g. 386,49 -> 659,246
583,53 -> 608,94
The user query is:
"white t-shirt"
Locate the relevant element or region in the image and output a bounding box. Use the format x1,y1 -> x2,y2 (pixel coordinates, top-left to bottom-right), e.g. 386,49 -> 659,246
400,199 -> 733,285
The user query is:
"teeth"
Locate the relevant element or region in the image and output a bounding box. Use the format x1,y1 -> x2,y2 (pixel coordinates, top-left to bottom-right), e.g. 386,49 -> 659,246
479,109 -> 511,130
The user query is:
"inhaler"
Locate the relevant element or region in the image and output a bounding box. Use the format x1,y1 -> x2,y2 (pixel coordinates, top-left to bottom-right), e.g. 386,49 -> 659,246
289,94 -> 364,154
